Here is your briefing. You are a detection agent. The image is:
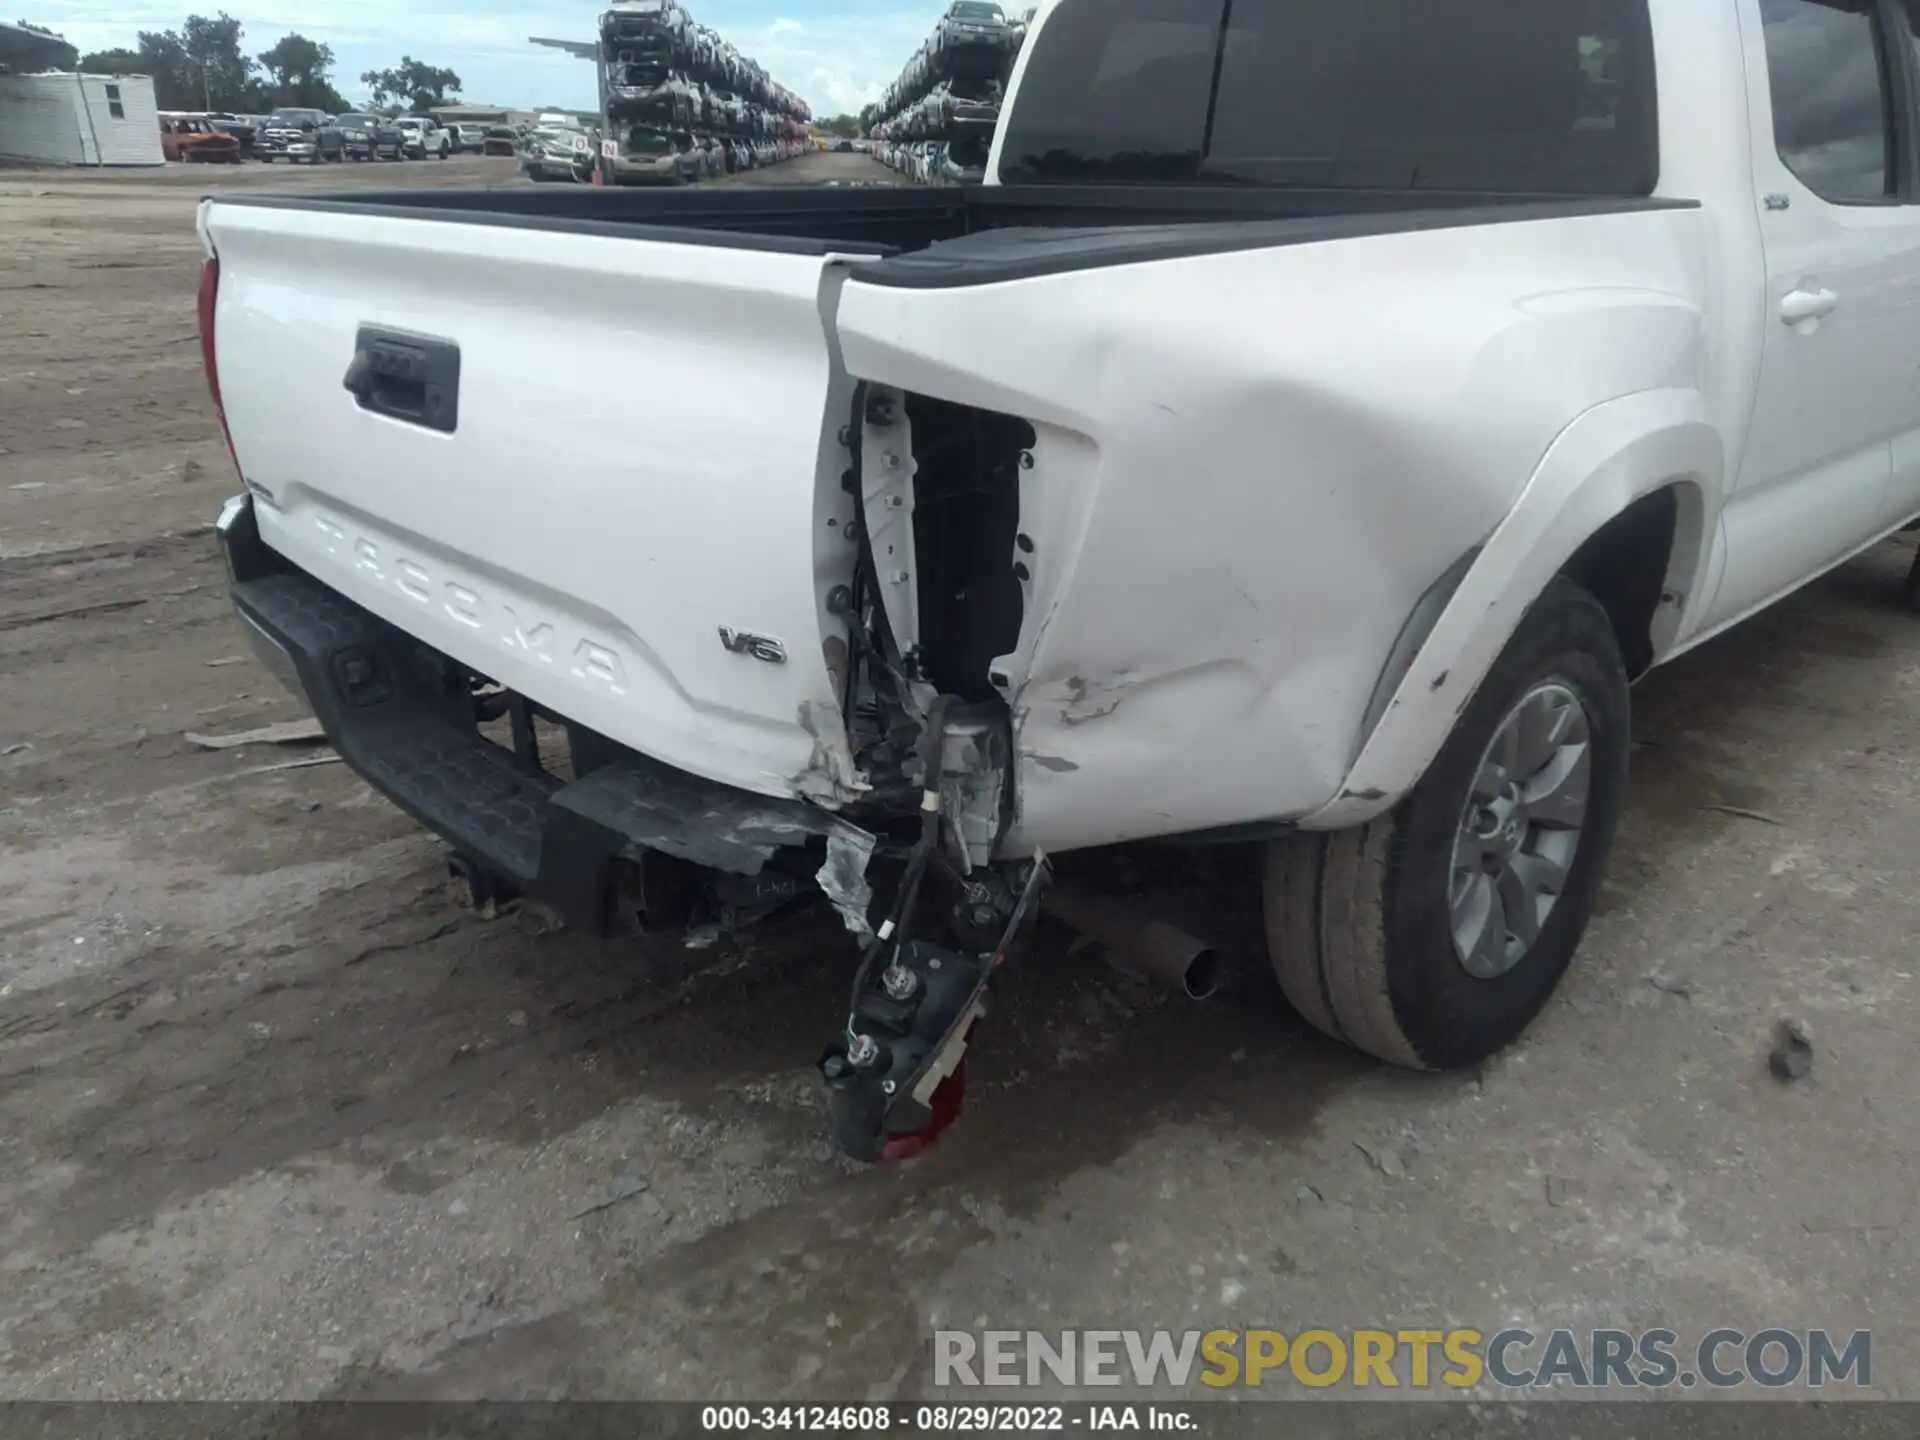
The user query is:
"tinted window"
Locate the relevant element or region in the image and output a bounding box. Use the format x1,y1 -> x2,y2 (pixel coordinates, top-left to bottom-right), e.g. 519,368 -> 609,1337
1205,0 -> 1655,192
994,0 -> 1220,183
1762,0 -> 1892,202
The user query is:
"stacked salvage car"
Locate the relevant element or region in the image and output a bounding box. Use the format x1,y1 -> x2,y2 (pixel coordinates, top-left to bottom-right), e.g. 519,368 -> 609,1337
597,0 -> 811,184
871,0 -> 1024,186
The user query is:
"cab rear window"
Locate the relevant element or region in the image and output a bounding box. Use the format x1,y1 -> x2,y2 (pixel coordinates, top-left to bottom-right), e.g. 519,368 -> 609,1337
996,0 -> 1658,194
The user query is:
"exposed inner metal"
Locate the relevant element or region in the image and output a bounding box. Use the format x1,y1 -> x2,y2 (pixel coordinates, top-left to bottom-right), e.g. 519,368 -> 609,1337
1448,681 -> 1592,980
859,386 -> 921,665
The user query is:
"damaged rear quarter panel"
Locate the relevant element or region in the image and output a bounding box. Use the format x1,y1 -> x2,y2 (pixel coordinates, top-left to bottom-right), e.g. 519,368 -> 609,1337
835,211 -> 1707,853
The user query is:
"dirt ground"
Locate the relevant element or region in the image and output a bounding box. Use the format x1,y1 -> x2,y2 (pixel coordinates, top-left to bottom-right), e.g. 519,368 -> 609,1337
1,150 -> 1917,1417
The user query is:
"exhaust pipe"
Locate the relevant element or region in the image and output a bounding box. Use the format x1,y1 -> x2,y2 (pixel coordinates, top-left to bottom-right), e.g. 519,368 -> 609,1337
1041,879 -> 1221,1000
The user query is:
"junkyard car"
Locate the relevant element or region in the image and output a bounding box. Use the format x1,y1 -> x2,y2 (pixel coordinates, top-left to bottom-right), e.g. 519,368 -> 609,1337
336,114 -> 404,161
206,112 -> 259,156
519,126 -> 591,182
394,117 -> 453,159
254,108 -> 342,163
933,0 -> 1016,81
197,0 -> 1920,1160
159,114 -> 241,164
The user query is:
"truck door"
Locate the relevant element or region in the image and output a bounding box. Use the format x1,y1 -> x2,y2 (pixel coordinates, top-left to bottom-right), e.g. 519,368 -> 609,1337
1709,0 -> 1917,628
1882,0 -> 1920,529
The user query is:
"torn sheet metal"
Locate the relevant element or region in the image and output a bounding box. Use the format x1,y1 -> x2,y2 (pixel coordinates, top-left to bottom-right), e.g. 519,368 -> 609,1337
792,698 -> 868,806
816,826 -> 879,937
860,385 -> 921,663
937,706 -> 1011,871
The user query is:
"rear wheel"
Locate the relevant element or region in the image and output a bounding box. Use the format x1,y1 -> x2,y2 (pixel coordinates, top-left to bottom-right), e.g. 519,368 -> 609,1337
1264,576 -> 1630,1070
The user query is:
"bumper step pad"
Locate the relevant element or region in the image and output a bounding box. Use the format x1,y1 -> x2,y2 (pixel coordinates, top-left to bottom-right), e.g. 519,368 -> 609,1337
231,568 -> 861,932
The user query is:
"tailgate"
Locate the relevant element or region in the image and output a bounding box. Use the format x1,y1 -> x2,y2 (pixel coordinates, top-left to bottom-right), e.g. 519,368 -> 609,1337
204,200 -> 868,804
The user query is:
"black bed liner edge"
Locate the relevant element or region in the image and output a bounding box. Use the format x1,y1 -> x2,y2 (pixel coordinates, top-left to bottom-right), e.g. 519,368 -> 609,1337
205,184 -> 1700,281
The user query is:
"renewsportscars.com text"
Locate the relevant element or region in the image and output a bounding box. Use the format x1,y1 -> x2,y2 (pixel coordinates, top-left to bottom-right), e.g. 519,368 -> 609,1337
934,1328 -> 1871,1391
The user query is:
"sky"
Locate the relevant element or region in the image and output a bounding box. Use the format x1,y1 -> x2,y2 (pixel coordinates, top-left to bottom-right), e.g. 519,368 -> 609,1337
25,0 -> 949,115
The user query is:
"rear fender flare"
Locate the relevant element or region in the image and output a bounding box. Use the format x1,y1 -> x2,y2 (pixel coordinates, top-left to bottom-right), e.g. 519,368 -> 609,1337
1301,388 -> 1722,830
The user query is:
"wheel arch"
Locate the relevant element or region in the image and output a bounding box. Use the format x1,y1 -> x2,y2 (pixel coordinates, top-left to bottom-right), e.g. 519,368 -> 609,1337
1562,473 -> 1713,679
1302,388 -> 1722,830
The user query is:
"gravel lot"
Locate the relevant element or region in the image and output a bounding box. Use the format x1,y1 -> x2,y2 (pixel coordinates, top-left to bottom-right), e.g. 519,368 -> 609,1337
1,150 -> 1916,1416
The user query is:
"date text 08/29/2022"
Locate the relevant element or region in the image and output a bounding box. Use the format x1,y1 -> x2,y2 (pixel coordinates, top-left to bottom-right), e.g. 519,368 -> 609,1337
700,1405 -> 1195,1432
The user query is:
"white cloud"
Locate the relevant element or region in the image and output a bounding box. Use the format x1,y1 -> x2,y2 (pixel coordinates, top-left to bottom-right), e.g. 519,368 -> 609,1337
736,7 -> 937,113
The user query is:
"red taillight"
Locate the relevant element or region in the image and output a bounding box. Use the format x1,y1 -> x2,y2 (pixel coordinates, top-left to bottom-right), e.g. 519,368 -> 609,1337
197,255 -> 241,477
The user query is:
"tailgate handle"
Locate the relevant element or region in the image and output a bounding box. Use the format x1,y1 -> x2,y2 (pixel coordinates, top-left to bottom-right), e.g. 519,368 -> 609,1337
344,327 -> 460,433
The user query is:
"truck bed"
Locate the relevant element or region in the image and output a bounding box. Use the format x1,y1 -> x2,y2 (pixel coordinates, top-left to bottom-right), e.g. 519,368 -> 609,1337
201,177 -> 1704,850
209,182 -> 1690,281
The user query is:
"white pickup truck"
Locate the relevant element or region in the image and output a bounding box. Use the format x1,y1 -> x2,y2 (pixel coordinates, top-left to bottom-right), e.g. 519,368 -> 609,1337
200,0 -> 1920,1159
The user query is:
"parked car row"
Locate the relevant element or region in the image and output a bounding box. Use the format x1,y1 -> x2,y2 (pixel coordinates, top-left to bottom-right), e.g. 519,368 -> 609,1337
156,107 -> 498,165
253,109 -> 462,163
870,133 -> 988,186
522,119 -> 806,185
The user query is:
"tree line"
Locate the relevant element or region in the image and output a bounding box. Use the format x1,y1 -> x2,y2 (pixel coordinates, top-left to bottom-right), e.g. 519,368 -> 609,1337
77,12 -> 461,116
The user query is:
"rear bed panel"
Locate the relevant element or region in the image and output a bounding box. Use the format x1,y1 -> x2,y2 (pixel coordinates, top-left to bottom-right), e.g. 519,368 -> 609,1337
835,205 -> 1710,851
207,202 -> 866,804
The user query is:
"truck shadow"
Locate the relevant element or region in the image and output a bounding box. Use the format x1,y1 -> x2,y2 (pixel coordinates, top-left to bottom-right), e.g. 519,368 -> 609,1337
28,548 -> 1913,1248
1599,537 -> 1911,907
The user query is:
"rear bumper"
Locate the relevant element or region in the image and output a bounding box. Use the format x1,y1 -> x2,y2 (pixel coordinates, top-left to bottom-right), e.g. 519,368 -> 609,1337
214,493 -> 875,931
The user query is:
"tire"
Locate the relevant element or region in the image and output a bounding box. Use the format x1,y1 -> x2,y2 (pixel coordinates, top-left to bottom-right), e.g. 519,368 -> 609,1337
1264,576 -> 1630,1071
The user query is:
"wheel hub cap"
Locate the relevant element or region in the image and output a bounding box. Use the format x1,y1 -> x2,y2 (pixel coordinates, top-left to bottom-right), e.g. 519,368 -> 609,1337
1448,681 -> 1593,980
